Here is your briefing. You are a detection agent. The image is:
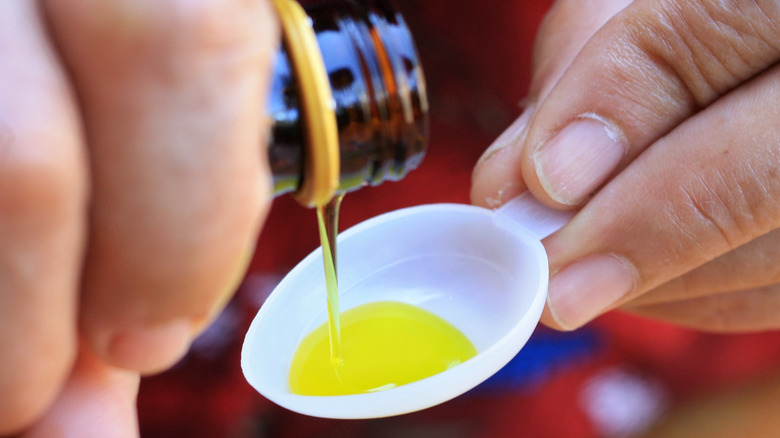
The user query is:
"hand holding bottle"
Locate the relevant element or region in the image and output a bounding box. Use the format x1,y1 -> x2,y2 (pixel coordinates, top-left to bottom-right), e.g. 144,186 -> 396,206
0,0 -> 277,435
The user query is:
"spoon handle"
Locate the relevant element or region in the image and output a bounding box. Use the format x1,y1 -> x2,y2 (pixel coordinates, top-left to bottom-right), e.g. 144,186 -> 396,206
493,192 -> 575,240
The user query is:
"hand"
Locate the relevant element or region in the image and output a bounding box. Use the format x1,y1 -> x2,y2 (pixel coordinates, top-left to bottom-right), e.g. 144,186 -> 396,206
0,0 -> 277,435
472,0 -> 780,332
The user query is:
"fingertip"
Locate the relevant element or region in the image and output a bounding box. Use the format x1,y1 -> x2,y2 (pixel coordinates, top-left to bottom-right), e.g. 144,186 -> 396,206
471,106 -> 534,208
546,253 -> 636,330
470,148 -> 526,209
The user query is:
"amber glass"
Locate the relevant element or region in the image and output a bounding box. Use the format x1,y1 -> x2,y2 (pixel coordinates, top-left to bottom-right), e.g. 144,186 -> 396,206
268,0 -> 429,197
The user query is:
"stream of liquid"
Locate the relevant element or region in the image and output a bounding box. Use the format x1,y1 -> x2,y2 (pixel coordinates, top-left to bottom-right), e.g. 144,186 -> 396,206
316,194 -> 344,363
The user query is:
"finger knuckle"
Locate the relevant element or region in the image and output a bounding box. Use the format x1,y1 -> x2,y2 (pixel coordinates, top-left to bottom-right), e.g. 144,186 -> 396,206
673,170 -> 772,256
106,0 -> 275,85
114,0 -> 271,60
53,0 -> 275,76
631,0 -> 780,106
0,138 -> 84,225
164,0 -> 263,47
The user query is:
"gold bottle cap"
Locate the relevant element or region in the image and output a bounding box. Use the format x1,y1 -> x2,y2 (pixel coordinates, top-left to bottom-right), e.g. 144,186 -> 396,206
272,0 -> 340,207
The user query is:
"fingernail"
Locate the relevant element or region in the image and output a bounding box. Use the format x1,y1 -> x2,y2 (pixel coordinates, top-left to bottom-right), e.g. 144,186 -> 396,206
474,103 -> 535,171
534,114 -> 626,205
546,254 -> 635,329
107,319 -> 192,374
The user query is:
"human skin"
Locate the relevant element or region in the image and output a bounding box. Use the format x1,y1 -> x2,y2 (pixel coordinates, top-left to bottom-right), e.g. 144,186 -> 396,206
0,0 -> 278,435
471,0 -> 780,332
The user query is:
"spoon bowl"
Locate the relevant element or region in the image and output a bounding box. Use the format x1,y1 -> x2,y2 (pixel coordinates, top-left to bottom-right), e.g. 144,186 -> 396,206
241,194 -> 572,418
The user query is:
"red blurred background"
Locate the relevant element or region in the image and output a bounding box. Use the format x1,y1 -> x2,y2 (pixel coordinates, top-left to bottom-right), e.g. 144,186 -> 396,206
137,1 -> 780,437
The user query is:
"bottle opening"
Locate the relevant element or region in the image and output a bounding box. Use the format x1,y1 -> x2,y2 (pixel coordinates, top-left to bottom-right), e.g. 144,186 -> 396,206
268,0 -> 429,202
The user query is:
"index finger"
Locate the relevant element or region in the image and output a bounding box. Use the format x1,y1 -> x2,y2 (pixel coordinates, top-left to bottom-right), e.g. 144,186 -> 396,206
471,0 -> 631,208
44,0 -> 278,373
521,0 -> 780,207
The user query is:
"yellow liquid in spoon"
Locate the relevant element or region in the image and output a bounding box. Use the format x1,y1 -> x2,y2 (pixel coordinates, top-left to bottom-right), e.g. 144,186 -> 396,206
289,300 -> 477,396
289,198 -> 476,396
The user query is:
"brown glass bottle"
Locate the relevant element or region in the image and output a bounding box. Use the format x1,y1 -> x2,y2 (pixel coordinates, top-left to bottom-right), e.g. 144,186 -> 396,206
268,0 -> 429,205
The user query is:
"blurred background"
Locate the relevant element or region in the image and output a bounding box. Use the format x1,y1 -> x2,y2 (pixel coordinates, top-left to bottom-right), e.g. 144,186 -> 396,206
137,1 -> 780,436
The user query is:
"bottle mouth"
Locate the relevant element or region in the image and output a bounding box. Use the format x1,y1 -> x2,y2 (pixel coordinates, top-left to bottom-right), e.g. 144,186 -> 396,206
269,0 -> 430,206
272,0 -> 340,207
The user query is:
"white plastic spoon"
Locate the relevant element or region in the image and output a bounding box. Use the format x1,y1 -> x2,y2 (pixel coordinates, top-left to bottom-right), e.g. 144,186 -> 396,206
242,192 -> 573,419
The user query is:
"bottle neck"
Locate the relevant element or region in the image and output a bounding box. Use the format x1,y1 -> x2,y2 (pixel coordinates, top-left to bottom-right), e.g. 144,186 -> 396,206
267,0 -> 429,201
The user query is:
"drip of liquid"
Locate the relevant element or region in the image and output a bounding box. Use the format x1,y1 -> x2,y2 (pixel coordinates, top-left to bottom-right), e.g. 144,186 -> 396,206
291,195 -> 476,396
316,194 -> 344,363
289,300 -> 477,396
